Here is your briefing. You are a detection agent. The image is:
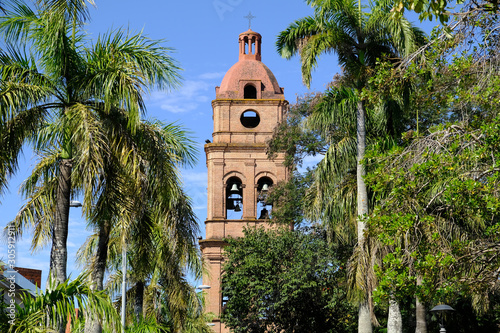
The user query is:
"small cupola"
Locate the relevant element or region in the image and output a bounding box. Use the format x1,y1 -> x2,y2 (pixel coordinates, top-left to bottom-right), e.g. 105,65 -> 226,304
239,30 -> 262,61
216,30 -> 284,99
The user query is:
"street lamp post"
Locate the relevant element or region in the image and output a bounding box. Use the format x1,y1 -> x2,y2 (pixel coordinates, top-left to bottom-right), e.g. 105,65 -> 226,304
196,285 -> 214,329
430,304 -> 455,333
70,200 -> 127,332
121,237 -> 126,333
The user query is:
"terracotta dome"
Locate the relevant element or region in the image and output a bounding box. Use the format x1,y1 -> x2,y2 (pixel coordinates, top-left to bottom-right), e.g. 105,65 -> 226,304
215,30 -> 284,100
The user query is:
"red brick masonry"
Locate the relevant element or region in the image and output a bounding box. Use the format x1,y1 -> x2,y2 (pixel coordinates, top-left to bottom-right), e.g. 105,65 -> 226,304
14,267 -> 42,288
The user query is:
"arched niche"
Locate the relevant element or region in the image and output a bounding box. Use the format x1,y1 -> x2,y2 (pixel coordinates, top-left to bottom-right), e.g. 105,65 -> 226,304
256,176 -> 274,220
244,84 -> 257,99
225,176 -> 243,219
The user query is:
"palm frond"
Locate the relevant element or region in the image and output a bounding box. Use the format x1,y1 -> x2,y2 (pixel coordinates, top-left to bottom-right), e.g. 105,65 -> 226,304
13,273 -> 121,332
83,29 -> 182,130
5,149 -> 60,250
38,0 -> 95,26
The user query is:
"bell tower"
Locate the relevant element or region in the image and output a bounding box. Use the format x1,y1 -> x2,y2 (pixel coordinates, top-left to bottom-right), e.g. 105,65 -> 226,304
199,29 -> 289,332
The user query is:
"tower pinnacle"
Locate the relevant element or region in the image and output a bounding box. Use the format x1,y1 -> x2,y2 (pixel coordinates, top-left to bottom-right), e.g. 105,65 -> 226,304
238,29 -> 262,61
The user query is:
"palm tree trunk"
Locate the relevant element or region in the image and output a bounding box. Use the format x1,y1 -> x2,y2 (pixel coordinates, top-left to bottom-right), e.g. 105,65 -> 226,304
356,99 -> 368,241
94,219 -> 111,290
85,219 -> 111,333
388,295 -> 403,333
49,159 -> 72,333
356,99 -> 372,333
415,275 -> 427,333
134,280 -> 145,322
49,159 -> 73,285
359,302 -> 372,333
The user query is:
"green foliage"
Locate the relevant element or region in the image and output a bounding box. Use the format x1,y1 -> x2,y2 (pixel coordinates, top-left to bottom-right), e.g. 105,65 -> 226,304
366,115 -> 500,314
0,273 -> 120,333
126,316 -> 171,333
364,9 -> 500,316
265,170 -> 314,227
277,0 -> 426,89
366,6 -> 500,135
221,227 -> 357,333
0,0 -> 184,289
390,0 -> 498,25
267,93 -> 327,169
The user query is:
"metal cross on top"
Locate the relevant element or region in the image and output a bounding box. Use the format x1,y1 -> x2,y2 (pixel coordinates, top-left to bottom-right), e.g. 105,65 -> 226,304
244,11 -> 256,30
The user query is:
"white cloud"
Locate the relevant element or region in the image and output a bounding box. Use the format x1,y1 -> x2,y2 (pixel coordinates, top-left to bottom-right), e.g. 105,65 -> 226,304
198,72 -> 225,80
16,255 -> 49,272
182,171 -> 207,183
149,80 -> 212,114
17,236 -> 35,249
160,102 -> 200,114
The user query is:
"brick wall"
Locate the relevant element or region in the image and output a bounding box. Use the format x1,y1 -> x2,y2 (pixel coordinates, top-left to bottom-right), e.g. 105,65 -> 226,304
14,267 -> 42,288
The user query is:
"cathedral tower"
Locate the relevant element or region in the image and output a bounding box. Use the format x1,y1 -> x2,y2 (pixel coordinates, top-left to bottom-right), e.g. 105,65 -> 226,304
199,29 -> 289,332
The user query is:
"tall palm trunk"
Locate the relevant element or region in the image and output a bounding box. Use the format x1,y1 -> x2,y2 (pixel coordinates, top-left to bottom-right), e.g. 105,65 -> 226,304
388,295 -> 403,333
415,275 -> 427,333
85,219 -> 111,333
49,159 -> 72,333
49,159 -> 72,285
134,280 -> 145,322
356,99 -> 372,333
356,99 -> 368,240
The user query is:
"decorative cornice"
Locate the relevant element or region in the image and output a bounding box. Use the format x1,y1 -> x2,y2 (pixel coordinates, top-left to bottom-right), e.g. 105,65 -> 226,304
212,99 -> 287,107
199,239 -> 228,251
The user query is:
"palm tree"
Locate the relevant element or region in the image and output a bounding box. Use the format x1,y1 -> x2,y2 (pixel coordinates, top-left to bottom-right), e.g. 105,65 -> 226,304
70,118 -> 200,333
126,194 -> 202,325
277,0 -> 424,331
79,187 -> 203,332
0,0 -> 181,290
0,273 -> 120,333
9,115 -> 197,333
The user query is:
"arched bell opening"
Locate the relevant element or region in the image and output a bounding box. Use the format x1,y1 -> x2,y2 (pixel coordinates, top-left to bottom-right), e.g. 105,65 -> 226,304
244,84 -> 257,99
257,177 -> 273,219
226,177 -> 243,219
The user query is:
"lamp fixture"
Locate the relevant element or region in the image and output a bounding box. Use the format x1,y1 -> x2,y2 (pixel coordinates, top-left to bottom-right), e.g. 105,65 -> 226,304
430,304 -> 454,333
197,285 -> 211,290
69,200 -> 82,207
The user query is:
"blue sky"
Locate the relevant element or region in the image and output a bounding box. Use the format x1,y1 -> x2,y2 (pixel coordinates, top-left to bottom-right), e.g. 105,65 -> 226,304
0,0 -> 433,286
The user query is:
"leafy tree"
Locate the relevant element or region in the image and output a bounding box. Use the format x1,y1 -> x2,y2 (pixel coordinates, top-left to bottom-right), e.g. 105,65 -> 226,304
103,278 -> 212,333
221,227 -> 357,333
390,0 -> 499,25
79,189 -> 202,332
267,92 -> 327,170
266,94 -> 325,228
361,6 -> 500,332
365,114 -> 500,330
277,0 -> 426,330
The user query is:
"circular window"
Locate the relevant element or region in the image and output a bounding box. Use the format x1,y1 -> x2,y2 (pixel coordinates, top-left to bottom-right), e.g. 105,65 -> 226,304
240,110 -> 260,128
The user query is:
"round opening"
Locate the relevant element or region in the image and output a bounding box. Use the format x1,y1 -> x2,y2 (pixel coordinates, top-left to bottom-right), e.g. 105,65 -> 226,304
240,110 -> 260,128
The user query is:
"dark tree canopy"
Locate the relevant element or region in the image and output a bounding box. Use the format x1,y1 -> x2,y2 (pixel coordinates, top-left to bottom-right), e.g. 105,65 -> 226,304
221,227 -> 357,333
